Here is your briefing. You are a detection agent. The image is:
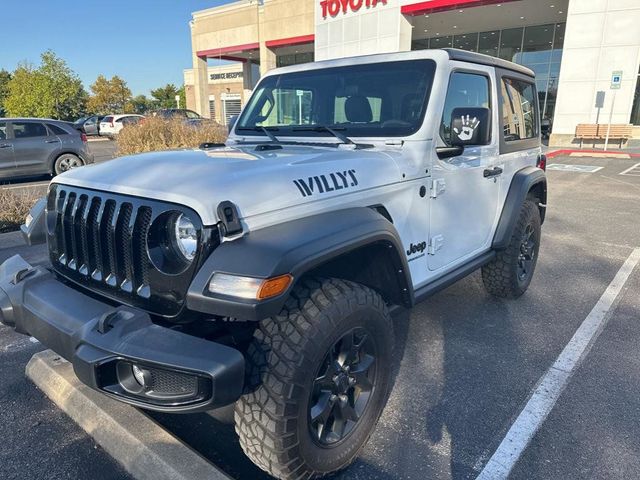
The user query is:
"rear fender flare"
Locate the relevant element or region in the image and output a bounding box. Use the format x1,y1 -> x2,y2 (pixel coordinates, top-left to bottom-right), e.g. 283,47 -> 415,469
493,166 -> 547,250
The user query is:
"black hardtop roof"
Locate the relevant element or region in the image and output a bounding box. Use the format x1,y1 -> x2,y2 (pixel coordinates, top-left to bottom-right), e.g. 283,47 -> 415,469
443,48 -> 535,78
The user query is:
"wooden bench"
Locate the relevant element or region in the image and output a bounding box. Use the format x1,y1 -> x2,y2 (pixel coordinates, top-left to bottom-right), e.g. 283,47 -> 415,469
575,123 -> 633,148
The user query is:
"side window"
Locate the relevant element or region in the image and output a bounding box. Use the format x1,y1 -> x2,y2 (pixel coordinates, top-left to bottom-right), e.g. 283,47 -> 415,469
500,78 -> 537,141
0,122 -> 6,140
12,122 -> 48,139
441,72 -> 490,144
46,123 -> 69,135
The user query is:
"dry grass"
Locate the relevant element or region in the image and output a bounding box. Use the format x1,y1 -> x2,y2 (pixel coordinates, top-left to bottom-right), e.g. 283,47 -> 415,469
0,188 -> 43,233
116,116 -> 227,156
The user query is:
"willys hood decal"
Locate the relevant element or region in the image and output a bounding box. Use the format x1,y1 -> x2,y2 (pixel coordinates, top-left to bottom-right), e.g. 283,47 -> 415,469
52,145 -> 400,225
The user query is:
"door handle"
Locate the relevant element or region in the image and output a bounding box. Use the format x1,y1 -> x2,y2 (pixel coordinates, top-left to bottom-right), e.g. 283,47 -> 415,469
45,139 -> 60,144
483,166 -> 503,178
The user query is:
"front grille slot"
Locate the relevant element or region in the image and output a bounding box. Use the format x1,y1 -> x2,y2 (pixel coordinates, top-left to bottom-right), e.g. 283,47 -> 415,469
86,197 -> 103,277
47,185 -> 213,318
133,207 -> 152,293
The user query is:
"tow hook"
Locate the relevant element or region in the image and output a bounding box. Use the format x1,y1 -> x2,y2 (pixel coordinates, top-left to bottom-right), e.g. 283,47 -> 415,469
97,310 -> 135,334
12,268 -> 36,285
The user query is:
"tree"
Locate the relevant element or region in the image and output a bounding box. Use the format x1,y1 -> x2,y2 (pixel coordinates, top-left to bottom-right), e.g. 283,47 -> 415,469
4,51 -> 86,120
87,75 -> 132,114
150,83 -> 179,109
130,94 -> 153,114
0,70 -> 11,116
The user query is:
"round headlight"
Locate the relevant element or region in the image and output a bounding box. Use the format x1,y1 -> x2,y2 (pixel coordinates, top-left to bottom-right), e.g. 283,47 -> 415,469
174,214 -> 197,261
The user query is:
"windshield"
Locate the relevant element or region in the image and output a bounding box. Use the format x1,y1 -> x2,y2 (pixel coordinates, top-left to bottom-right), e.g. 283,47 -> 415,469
237,59 -> 436,138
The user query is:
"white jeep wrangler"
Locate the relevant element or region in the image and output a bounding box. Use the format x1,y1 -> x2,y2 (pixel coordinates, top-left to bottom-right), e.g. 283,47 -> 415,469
1,49 -> 546,479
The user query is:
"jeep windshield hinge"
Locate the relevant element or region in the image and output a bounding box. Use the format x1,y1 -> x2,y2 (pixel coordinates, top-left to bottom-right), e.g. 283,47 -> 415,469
430,178 -> 446,198
428,235 -> 444,255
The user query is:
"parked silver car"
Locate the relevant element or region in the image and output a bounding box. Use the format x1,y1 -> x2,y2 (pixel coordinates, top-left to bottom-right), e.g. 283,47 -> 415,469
0,118 -> 94,179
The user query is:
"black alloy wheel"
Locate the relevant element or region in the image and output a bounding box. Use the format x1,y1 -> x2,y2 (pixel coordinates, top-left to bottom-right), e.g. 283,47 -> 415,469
517,223 -> 536,282
309,327 -> 376,446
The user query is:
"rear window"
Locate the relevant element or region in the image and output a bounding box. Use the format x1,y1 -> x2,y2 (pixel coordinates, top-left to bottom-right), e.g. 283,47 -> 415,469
0,122 -> 6,140
12,122 -> 48,138
102,116 -> 113,123
47,123 -> 69,135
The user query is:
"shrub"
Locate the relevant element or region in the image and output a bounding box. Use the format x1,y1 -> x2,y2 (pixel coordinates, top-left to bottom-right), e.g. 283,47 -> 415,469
116,116 -> 227,156
0,188 -> 43,233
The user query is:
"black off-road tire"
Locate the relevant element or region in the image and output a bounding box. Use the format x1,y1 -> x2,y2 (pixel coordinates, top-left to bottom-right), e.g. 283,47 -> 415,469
234,278 -> 394,480
482,198 -> 541,298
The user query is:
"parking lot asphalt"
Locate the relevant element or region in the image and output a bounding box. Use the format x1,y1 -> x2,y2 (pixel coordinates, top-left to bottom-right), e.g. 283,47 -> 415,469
0,153 -> 639,480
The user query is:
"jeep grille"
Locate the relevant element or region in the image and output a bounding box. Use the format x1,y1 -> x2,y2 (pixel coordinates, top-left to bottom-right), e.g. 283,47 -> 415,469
46,185 -> 217,318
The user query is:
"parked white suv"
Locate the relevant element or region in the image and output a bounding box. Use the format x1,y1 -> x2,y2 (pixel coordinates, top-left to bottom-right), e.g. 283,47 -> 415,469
2,49 -> 547,480
99,114 -> 144,137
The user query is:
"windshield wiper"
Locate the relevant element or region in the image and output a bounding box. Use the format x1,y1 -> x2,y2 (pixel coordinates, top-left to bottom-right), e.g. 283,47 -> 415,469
292,125 -> 355,146
236,126 -> 281,143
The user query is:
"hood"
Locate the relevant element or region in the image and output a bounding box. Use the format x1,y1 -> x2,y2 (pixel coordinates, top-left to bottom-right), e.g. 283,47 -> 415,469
52,145 -> 401,225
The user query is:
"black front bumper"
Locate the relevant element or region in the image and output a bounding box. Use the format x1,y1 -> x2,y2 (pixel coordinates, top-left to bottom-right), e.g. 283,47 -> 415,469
0,255 -> 244,413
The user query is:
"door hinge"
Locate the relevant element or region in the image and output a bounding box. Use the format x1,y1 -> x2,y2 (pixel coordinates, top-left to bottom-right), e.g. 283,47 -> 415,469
430,178 -> 446,198
428,235 -> 444,255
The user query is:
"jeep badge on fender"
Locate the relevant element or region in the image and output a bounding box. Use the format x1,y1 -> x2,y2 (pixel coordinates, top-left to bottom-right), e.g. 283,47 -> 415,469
406,241 -> 427,256
0,49 -> 546,480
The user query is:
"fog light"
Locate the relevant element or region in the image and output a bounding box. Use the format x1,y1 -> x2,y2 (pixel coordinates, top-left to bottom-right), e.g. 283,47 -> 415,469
132,365 -> 147,387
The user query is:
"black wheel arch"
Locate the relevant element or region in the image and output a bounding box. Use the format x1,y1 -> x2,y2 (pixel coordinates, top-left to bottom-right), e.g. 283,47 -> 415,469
492,166 -> 547,250
187,207 -> 414,321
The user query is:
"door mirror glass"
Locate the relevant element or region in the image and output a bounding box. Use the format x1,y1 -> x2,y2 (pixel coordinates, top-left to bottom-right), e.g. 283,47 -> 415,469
449,107 -> 491,146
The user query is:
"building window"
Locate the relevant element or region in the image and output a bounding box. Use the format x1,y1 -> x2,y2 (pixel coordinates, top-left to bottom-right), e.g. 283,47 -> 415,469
209,96 -> 216,121
631,67 -> 640,126
499,28 -> 524,63
478,31 -> 500,57
222,94 -> 242,125
276,52 -> 314,68
413,23 -> 565,126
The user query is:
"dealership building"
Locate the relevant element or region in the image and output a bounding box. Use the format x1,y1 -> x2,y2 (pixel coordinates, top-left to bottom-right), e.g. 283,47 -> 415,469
185,0 -> 640,145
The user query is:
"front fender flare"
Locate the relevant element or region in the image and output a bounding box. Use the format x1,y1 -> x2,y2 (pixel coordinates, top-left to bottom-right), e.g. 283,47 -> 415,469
187,207 -> 413,320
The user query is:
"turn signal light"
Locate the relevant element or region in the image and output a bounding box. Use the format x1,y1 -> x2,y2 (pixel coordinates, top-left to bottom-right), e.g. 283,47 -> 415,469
257,274 -> 293,300
209,273 -> 293,300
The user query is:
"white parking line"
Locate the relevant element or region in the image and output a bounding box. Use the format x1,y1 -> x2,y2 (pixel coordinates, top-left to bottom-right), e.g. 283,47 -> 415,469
547,164 -> 604,173
619,162 -> 640,177
477,247 -> 640,480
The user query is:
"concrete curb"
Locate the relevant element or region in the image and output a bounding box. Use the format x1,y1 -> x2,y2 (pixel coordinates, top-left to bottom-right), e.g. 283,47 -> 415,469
26,350 -> 232,480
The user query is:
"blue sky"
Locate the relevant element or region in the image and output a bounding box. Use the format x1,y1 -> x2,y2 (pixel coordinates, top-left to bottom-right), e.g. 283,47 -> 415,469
0,0 -> 235,96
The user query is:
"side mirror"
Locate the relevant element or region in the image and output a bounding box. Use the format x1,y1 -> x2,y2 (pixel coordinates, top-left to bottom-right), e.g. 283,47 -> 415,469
449,107 -> 491,147
228,115 -> 239,133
